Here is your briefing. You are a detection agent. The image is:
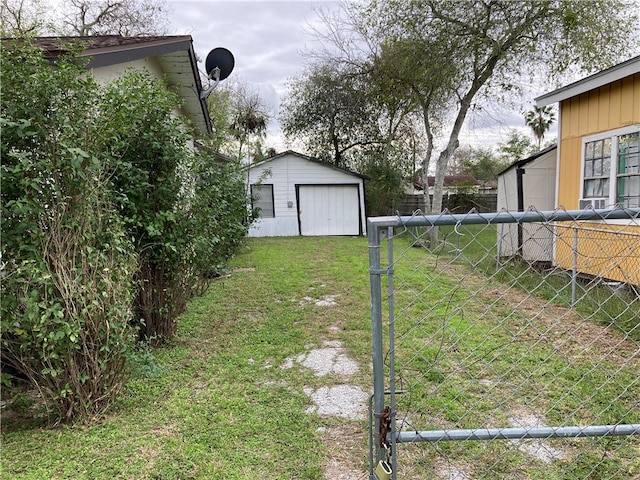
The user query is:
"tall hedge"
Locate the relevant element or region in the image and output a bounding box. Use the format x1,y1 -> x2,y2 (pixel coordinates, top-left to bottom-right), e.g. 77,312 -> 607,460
1,42 -> 137,420
1,40 -> 255,421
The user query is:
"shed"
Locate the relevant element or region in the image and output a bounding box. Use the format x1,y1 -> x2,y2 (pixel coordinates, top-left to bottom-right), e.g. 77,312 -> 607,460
496,145 -> 557,262
246,151 -> 367,237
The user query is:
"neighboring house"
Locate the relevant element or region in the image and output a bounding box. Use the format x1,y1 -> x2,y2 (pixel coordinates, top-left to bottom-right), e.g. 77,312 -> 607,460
33,35 -> 211,136
535,55 -> 639,284
246,151 -> 367,237
496,144 -> 557,262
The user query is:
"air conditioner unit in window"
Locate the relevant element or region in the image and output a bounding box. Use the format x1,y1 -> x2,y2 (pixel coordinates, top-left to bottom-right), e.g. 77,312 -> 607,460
579,198 -> 607,209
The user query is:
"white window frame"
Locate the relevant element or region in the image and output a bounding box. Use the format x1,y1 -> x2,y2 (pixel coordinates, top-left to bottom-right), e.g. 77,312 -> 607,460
250,184 -> 275,218
580,125 -> 640,209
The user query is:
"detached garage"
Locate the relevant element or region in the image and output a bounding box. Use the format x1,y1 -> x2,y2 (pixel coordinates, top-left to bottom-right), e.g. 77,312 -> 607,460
246,151 -> 367,237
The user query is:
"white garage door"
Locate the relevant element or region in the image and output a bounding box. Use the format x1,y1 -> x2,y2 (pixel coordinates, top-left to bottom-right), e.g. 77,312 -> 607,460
298,185 -> 361,236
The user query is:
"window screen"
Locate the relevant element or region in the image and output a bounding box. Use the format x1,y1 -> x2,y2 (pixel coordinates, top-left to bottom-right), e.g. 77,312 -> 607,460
251,184 -> 275,218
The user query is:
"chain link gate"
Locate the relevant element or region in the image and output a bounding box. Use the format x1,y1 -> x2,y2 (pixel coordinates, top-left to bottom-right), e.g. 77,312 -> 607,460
367,208 -> 640,479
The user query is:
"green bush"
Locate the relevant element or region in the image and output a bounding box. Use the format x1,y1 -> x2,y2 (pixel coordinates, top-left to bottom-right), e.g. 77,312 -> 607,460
1,39 -> 255,421
101,71 -> 255,343
1,41 -> 137,420
362,160 -> 406,216
101,71 -> 206,344
188,158 -> 255,285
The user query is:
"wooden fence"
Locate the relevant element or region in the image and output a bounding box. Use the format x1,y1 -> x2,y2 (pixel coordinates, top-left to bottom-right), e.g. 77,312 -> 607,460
397,193 -> 498,215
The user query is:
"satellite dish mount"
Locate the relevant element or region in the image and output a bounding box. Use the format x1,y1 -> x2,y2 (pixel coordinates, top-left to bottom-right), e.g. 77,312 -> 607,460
200,47 -> 235,100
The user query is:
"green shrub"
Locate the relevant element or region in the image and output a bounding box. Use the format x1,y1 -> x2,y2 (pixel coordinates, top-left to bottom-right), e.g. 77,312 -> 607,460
187,158 -> 255,285
101,71 -> 255,343
100,70 -> 202,344
1,40 -> 256,422
1,41 -> 137,421
362,160 -> 405,216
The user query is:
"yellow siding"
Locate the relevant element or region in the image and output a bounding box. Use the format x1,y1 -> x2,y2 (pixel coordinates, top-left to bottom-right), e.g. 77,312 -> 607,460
609,79 -> 622,128
554,224 -> 640,285
556,72 -> 640,285
620,76 -> 636,124
577,92 -> 591,135
557,73 -> 640,208
587,89 -> 599,133
559,73 -> 640,141
597,84 -> 611,132
634,72 -> 640,120
557,137 -> 581,209
561,96 -> 578,139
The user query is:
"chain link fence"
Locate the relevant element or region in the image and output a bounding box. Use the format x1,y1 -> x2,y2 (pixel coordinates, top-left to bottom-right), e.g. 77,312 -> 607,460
368,208 -> 640,480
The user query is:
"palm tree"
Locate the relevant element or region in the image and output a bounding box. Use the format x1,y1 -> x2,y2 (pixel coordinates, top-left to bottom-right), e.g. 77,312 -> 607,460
524,105 -> 556,149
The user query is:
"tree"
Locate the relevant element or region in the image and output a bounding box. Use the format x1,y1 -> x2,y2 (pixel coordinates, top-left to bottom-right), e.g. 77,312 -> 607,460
215,79 -> 270,164
0,0 -> 52,35
280,56 -> 422,214
280,61 -> 381,167
323,0 -> 638,222
59,0 -> 170,36
497,129 -> 539,164
449,146 -> 508,184
1,0 -> 170,37
524,105 -> 556,149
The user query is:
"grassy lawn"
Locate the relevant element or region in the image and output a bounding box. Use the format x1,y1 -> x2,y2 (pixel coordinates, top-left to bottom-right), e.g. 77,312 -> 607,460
2,233 -> 638,479
388,225 -> 640,478
1,237 -> 374,480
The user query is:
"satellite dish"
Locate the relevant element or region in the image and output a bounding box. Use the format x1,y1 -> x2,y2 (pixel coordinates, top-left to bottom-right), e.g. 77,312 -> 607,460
200,47 -> 234,100
205,47 -> 234,81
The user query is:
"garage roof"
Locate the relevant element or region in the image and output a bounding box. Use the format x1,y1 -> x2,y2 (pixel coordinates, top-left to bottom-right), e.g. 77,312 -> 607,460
252,150 -> 369,180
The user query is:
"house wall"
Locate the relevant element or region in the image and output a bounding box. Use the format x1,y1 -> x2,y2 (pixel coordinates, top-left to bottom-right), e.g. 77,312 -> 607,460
90,58 -> 187,128
557,73 -> 640,209
555,73 -> 640,284
555,224 -> 640,284
246,153 -> 366,237
89,58 -> 163,84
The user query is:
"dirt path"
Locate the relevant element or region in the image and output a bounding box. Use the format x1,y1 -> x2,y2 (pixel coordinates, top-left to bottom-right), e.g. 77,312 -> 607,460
282,294 -> 370,479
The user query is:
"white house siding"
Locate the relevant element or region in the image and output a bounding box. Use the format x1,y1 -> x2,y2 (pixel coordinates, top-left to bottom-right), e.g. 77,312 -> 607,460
89,58 -> 162,84
247,152 -> 366,237
497,147 -> 557,262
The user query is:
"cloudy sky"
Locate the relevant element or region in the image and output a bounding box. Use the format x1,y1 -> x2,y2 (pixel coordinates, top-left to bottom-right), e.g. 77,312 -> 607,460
164,0 -> 552,152
165,0 -> 333,149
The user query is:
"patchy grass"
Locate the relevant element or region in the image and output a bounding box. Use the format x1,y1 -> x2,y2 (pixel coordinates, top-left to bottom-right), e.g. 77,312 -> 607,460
1,237 -> 373,480
388,225 -> 640,478
2,234 -> 638,479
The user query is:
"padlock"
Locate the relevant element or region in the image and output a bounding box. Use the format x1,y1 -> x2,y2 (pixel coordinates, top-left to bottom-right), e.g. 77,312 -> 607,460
374,459 -> 392,480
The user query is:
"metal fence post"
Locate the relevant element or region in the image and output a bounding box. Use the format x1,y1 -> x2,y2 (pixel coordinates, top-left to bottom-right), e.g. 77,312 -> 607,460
387,228 -> 397,479
572,226 -> 578,307
368,219 -> 386,476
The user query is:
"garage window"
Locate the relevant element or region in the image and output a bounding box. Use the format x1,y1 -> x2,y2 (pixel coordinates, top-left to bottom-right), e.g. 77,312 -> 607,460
251,184 -> 275,218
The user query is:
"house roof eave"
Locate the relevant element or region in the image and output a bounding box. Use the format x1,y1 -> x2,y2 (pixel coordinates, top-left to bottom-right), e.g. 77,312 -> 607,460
535,55 -> 640,107
28,35 -> 212,136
